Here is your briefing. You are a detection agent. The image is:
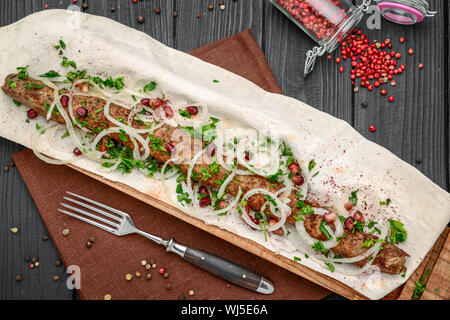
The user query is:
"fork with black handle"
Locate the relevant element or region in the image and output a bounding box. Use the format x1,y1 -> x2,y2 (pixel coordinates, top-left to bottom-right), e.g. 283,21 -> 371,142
58,191 -> 274,294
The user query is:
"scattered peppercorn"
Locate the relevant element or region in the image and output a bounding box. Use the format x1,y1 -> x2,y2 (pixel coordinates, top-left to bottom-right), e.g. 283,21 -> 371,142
31,257 -> 38,263
173,11 -> 178,17
353,87 -> 359,93
154,8 -> 161,14
196,13 -> 202,19
81,2 -> 88,9
88,237 -> 95,243
34,262 -> 40,267
126,273 -> 133,281
24,256 -> 30,262
135,272 -> 142,278
220,4 -> 225,10
146,274 -> 152,280
86,241 -> 92,248
189,290 -> 195,296
415,157 -> 422,164
361,101 -> 368,108
62,228 -> 70,236
152,264 -> 156,269
110,7 -> 116,13
178,293 -> 185,300
208,4 -> 214,10
141,260 -> 147,266
137,16 -> 145,23
163,272 -> 169,278
104,294 -> 112,300
10,161 -> 15,167
42,235 -> 49,241
145,263 -> 151,270
56,260 -> 62,266
15,275 -> 22,282
166,283 -> 173,291
53,275 -> 59,281
150,259 -> 155,265
10,227 -> 18,233
3,165 -> 10,172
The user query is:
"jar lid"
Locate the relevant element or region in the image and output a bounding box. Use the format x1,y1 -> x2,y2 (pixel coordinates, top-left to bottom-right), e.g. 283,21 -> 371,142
377,1 -> 425,25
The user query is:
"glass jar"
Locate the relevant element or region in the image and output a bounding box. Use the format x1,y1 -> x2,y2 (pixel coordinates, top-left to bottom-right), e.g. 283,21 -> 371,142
377,0 -> 436,25
269,0 -> 367,76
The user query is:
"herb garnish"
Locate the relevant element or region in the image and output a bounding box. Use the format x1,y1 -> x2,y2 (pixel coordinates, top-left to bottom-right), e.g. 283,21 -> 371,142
143,81 -> 157,92
39,70 -> 61,78
388,219 -> 407,244
308,159 -> 316,171
348,189 -> 359,206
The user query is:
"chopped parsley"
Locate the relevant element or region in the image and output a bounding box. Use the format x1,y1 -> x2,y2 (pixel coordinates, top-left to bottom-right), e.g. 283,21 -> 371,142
281,141 -> 293,156
179,109 -> 192,118
13,100 -> 22,107
200,168 -> 212,181
17,65 -> 29,80
324,262 -> 335,272
143,81 -> 157,92
8,79 -> 16,89
213,79 -> 219,83
319,220 -> 332,240
268,169 -> 284,183
312,241 -> 329,256
379,198 -> 392,206
412,269 -> 431,300
308,159 -> 316,172
348,189 -> 359,206
293,256 -> 301,262
388,219 -> 407,244
209,162 -> 219,174
312,171 -> 319,177
39,70 -> 61,78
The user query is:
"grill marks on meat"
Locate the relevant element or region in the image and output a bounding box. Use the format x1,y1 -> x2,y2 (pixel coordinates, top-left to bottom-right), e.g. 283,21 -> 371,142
2,74 -> 408,274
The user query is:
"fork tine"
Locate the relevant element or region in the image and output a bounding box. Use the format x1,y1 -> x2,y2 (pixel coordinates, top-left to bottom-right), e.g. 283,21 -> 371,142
60,202 -> 119,228
66,191 -> 129,218
58,209 -> 118,234
63,196 -> 123,223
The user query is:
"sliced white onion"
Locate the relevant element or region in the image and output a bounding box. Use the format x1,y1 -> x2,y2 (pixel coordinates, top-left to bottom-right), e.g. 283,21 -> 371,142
186,149 -> 207,196
214,188 -> 243,215
217,170 -> 236,199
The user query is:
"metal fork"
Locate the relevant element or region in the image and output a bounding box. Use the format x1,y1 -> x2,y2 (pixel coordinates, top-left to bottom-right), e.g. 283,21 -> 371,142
59,191 -> 274,294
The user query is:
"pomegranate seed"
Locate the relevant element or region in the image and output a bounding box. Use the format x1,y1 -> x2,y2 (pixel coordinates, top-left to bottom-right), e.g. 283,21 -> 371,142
141,99 -> 150,107
198,185 -> 209,196
27,109 -> 38,119
73,148 -> 82,156
165,143 -> 175,155
60,95 -> 69,107
76,107 -> 88,117
374,81 -> 380,87
327,55 -> 332,60
408,48 -> 414,55
353,211 -> 364,223
369,125 -> 376,132
132,0 -> 138,3
248,213 -> 259,225
207,143 -> 216,157
339,66 -> 344,73
381,89 -> 387,96
344,217 -> 355,230
324,212 -> 337,223
244,151 -> 251,161
186,106 -> 198,116
199,196 -> 211,208
335,57 -> 341,64
344,201 -> 354,211
395,53 -> 401,59
152,99 -> 164,109
159,268 -> 165,274
399,37 -> 405,43
163,106 -> 174,118
388,96 -> 394,102
418,63 -> 423,69
367,85 -> 374,91
288,162 -> 301,175
292,174 -> 304,186
391,80 -> 396,86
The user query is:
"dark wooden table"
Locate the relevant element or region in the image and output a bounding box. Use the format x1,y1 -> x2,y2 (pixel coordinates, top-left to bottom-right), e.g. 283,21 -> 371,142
0,0 -> 448,300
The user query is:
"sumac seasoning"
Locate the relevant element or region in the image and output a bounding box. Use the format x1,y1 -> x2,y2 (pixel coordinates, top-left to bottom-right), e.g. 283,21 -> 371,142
270,0 -> 364,75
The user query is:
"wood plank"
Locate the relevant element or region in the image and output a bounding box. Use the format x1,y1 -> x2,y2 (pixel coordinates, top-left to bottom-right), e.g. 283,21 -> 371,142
263,1 -> 353,123
0,0 -> 77,300
83,0 -> 175,47
354,0 -> 448,190
421,231 -> 450,300
174,0 -> 263,52
397,227 -> 449,299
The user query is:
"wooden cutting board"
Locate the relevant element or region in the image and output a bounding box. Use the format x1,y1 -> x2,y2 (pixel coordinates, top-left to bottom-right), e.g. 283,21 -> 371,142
67,164 -> 449,300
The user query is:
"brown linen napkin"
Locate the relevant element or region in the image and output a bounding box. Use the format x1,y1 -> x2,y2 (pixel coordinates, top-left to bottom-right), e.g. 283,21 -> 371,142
12,29 -> 330,300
